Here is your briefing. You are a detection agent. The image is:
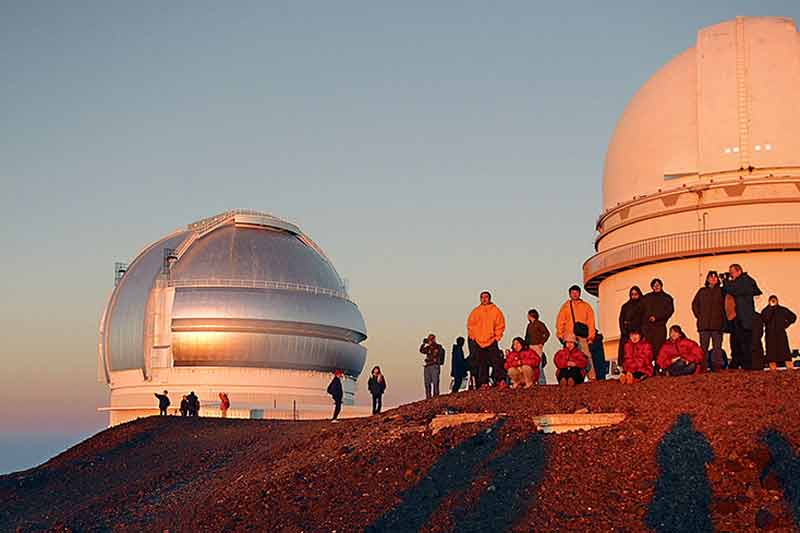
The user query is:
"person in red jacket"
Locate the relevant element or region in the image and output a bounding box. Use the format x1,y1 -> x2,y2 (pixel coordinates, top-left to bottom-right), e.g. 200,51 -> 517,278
504,337 -> 541,388
620,330 -> 654,384
555,333 -> 589,386
218,392 -> 230,418
656,325 -> 705,376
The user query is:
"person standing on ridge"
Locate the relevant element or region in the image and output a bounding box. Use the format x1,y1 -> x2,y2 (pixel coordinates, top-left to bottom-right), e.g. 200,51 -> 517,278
327,370 -> 344,421
524,309 -> 550,385
691,271 -> 726,371
219,392 -> 230,418
641,278 -> 674,369
467,291 -> 506,388
722,264 -> 762,369
179,395 -> 189,416
187,391 -> 200,416
556,285 -> 596,379
450,337 -> 468,393
618,286 -> 644,366
761,295 -> 797,370
367,366 -> 387,414
419,333 -> 445,398
154,390 -> 170,416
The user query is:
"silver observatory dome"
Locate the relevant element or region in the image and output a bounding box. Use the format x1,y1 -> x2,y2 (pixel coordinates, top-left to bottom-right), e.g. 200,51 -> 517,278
98,210 -> 367,424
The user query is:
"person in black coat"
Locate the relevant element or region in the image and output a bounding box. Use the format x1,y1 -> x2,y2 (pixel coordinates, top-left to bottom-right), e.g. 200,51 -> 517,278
186,391 -> 200,416
450,337 -> 468,393
691,271 -> 726,371
327,370 -> 344,420
762,295 -> 797,369
641,279 -> 674,367
154,390 -> 170,416
618,286 -> 644,366
179,395 -> 189,416
722,264 -> 762,369
367,366 -> 387,414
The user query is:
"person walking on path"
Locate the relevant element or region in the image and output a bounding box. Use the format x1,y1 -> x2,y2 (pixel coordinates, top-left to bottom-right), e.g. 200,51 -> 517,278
722,264 -> 762,370
761,295 -> 797,370
656,325 -> 704,377
367,366 -> 387,414
619,330 -> 654,383
419,333 -> 445,398
618,286 -> 644,366
556,285 -> 596,379
450,337 -> 468,393
218,392 -> 230,418
524,309 -> 550,385
642,278 -> 675,368
327,370 -> 344,421
154,390 -> 170,416
692,271 -> 726,371
179,395 -> 189,416
554,333 -> 589,386
467,291 -> 506,388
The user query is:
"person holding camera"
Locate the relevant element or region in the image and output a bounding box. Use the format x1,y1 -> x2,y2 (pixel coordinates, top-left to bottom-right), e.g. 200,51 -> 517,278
721,264 -> 762,369
641,278 -> 674,368
467,291 -> 506,388
555,285 -> 596,379
419,333 -> 445,399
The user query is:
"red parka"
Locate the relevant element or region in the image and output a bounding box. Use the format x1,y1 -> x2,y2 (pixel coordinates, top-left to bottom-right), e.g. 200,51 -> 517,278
656,337 -> 704,373
622,340 -> 654,376
554,346 -> 589,374
505,349 -> 542,382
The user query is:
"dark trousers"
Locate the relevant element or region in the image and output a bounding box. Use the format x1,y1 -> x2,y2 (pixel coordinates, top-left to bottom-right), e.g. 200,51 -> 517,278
332,400 -> 342,420
699,330 -> 724,371
159,408 -> 167,416
617,333 -> 629,365
451,375 -> 464,393
556,367 -> 584,384
667,360 -> 696,376
729,320 -> 753,370
632,371 -> 648,381
371,395 -> 382,415
469,339 -> 498,387
643,322 -> 667,365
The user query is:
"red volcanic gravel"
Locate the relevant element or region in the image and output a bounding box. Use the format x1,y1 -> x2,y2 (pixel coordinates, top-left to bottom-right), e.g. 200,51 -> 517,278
2,371 -> 800,532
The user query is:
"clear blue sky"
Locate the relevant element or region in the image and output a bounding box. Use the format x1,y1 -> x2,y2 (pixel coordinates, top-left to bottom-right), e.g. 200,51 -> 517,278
2,1 -> 798,473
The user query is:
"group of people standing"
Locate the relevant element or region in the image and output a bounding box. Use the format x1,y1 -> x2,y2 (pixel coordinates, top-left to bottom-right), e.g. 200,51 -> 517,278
152,390 -> 220,417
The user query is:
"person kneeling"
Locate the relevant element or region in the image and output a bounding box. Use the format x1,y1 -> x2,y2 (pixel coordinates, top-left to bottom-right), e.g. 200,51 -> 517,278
657,325 -> 704,376
505,337 -> 541,388
620,330 -> 653,384
555,333 -> 588,386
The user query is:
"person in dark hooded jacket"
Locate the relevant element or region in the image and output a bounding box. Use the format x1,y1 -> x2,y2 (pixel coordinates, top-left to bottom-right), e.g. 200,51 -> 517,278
762,295 -> 797,369
186,391 -> 200,416
618,286 -> 644,365
641,279 -> 674,366
450,337 -> 468,393
367,366 -> 387,414
722,264 -> 762,369
327,370 -> 344,420
692,271 -> 726,371
154,390 -> 170,416
179,395 -> 189,416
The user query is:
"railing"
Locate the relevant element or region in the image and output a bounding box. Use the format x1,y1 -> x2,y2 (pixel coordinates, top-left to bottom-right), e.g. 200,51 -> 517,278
167,278 -> 351,301
187,209 -> 282,233
584,224 -> 800,293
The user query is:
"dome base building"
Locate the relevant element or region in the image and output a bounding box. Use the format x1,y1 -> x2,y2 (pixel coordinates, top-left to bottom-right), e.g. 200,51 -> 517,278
98,210 -> 368,425
584,17 -> 800,360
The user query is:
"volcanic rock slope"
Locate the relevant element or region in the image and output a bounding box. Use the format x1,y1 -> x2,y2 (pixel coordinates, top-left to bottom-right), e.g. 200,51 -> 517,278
3,371 -> 800,532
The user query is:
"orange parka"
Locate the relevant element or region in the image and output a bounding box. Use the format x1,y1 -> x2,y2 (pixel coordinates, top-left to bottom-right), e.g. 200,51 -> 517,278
467,303 -> 506,348
555,298 -> 596,340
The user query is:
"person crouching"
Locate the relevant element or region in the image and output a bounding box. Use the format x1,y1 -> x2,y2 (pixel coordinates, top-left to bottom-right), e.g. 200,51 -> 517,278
620,330 -> 654,384
656,325 -> 705,376
555,333 -> 588,386
504,337 -> 541,388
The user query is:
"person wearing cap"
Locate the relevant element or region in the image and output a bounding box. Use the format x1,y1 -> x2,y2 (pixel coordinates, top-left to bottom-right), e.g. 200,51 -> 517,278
154,390 -> 170,416
641,278 -> 674,368
555,285 -> 596,379
419,333 -> 445,398
327,370 -> 344,420
467,291 -> 506,388
554,333 -> 588,386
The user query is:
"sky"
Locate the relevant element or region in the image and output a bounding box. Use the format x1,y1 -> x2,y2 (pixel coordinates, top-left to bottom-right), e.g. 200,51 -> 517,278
2,0 -> 799,474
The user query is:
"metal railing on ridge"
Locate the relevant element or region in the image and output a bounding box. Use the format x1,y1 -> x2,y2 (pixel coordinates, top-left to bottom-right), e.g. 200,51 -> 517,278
166,277 -> 351,301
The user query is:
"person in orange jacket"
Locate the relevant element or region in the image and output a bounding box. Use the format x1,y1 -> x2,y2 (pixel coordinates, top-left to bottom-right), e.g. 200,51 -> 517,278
467,291 -> 506,388
554,333 -> 589,386
555,285 -> 597,379
656,325 -> 705,376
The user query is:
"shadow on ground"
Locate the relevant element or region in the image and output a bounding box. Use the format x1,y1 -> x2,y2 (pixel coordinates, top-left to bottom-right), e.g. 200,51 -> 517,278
646,413 -> 714,533
762,429 -> 800,526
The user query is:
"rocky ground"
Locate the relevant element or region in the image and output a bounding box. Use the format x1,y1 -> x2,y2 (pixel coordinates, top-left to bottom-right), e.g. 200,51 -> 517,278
2,371 -> 800,532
